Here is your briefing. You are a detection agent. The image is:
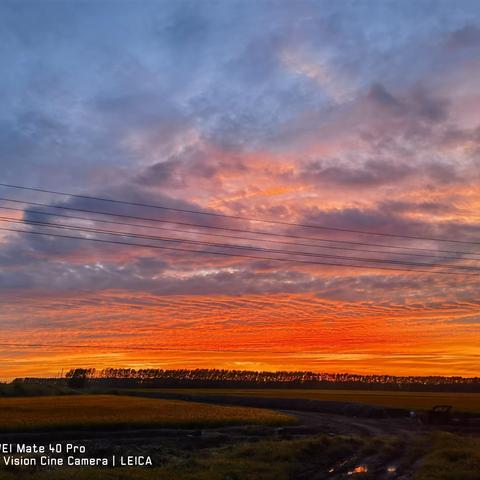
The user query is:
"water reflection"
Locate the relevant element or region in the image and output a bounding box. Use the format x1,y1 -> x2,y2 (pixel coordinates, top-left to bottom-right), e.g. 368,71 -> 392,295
347,465 -> 368,475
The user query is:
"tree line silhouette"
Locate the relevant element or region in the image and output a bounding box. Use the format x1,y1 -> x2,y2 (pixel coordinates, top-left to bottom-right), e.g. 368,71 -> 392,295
57,367 -> 480,392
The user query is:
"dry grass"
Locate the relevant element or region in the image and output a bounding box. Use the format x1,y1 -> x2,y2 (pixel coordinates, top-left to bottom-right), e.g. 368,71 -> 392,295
0,394 -> 295,432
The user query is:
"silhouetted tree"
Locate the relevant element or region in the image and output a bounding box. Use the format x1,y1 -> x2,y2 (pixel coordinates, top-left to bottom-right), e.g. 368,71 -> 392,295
60,367 -> 479,392
65,368 -> 96,388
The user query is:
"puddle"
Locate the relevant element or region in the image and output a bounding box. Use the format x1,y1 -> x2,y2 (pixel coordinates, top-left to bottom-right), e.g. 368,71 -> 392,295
347,465 -> 368,475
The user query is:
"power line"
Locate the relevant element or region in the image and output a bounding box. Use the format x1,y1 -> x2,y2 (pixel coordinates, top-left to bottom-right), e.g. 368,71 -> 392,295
1,196 -> 479,258
0,225 -> 477,276
1,182 -> 478,245
1,204 -> 478,261
2,216 -> 479,272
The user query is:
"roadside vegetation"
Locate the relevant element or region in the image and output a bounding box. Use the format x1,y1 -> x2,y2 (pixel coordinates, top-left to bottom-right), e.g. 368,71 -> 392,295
413,432 -> 480,480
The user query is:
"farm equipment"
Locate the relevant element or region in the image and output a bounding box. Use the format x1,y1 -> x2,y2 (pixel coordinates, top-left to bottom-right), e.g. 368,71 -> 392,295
419,405 -> 470,426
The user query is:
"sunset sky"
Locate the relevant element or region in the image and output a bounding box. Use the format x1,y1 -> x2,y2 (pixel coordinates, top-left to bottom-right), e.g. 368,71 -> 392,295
0,0 -> 479,380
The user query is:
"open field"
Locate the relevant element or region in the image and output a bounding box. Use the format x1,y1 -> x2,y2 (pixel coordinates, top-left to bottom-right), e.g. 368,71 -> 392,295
0,391 -> 478,479
143,388 -> 480,414
0,395 -> 294,432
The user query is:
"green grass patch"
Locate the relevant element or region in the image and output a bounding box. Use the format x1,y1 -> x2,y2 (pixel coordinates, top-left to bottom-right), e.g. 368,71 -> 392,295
413,432 -> 480,480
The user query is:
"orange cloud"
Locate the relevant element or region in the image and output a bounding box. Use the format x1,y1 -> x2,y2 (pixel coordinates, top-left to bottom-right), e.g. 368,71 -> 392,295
1,291 -> 478,380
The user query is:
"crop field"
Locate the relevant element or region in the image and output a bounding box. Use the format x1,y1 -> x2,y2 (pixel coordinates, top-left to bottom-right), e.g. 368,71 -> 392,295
0,394 -> 295,432
148,388 -> 480,413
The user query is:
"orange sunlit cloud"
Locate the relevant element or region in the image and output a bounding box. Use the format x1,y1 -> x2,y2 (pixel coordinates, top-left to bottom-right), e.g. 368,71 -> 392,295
1,2 -> 480,380
1,291 -> 479,379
